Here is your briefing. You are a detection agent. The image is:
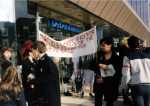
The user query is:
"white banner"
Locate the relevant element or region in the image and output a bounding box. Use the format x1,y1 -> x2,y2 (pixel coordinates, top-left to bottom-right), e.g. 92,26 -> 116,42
0,0 -> 15,22
38,27 -> 97,57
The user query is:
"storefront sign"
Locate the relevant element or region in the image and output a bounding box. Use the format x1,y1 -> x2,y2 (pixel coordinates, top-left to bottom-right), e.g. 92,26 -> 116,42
48,19 -> 81,33
38,27 -> 97,57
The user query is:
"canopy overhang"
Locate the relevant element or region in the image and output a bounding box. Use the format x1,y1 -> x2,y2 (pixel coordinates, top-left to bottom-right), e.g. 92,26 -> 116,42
30,0 -> 150,46
69,0 -> 150,46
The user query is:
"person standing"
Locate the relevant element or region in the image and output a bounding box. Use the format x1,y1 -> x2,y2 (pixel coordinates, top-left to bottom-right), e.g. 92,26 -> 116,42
21,40 -> 39,106
95,37 -> 121,106
0,66 -> 26,106
31,41 -> 61,106
0,48 -> 13,79
119,37 -> 132,105
121,36 -> 150,106
82,69 -> 95,97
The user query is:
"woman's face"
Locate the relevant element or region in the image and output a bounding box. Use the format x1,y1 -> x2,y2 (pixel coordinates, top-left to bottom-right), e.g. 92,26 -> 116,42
3,50 -> 12,60
31,49 -> 40,60
100,42 -> 112,53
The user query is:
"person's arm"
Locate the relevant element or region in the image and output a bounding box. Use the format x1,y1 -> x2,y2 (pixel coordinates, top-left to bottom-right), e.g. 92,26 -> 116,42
99,64 -> 115,71
99,64 -> 108,70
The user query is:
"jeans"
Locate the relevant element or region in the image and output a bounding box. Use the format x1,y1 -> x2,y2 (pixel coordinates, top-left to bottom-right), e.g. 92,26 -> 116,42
130,84 -> 150,106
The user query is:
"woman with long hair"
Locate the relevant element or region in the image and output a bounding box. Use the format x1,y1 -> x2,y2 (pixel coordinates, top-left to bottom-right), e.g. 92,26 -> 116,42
0,66 -> 26,106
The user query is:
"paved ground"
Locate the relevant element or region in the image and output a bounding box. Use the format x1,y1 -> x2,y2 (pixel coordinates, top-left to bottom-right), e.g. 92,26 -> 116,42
61,96 -> 132,106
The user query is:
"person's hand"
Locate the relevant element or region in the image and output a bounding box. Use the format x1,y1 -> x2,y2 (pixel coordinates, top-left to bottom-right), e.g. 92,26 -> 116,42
28,56 -> 34,63
99,64 -> 108,70
96,77 -> 103,84
27,73 -> 35,81
30,84 -> 35,89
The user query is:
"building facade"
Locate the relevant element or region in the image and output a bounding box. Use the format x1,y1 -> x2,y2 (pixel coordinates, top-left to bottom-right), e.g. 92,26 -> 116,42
0,0 -> 149,63
128,0 -> 150,27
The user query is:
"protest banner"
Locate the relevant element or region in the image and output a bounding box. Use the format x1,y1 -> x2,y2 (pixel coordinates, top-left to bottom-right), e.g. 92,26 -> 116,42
38,27 -> 97,57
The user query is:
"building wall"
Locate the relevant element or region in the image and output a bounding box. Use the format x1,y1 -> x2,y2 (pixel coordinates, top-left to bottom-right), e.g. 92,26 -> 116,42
128,0 -> 150,27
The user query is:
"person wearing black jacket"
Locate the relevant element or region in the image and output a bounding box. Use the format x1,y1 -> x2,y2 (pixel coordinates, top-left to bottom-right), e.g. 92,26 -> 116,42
21,51 -> 39,106
31,41 -> 61,106
94,37 -> 121,106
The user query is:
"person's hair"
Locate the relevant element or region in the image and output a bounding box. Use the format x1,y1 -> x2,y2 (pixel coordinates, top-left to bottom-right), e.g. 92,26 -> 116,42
120,37 -> 129,46
1,47 -> 12,59
1,47 -> 12,54
100,37 -> 114,45
32,41 -> 46,53
0,66 -> 22,102
128,36 -> 140,49
21,40 -> 33,58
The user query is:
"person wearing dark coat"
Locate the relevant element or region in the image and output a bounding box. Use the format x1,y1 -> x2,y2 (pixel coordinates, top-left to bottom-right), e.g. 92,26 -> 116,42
94,37 -> 121,106
31,41 -> 61,106
20,40 -> 39,105
22,55 -> 39,105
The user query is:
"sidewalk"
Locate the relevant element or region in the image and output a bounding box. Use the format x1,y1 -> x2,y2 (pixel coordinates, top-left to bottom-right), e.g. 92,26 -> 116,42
61,96 -> 132,106
61,96 -> 94,106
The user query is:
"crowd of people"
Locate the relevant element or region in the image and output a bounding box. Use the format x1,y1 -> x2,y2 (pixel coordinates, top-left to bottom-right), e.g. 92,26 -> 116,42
94,36 -> 150,106
0,36 -> 149,106
0,41 -> 60,106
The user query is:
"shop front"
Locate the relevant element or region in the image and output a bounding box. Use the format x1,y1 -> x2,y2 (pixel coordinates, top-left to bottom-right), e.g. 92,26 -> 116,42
15,0 -> 130,94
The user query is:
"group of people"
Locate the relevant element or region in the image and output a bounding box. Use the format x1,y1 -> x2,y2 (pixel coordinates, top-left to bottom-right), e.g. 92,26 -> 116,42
94,36 -> 150,106
0,35 -> 149,106
0,41 -> 61,106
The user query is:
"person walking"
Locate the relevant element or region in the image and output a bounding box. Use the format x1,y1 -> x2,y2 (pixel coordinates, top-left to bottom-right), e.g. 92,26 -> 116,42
119,37 -> 132,105
121,36 -> 150,106
95,37 -> 121,106
31,41 -> 61,106
0,66 -> 26,106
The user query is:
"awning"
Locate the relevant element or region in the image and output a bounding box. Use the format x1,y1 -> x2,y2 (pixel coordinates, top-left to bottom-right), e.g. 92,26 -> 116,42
69,0 -> 150,46
30,0 -> 150,46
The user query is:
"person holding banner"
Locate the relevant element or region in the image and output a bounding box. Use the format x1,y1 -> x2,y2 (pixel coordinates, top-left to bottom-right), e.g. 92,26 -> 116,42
31,41 -> 61,106
95,37 -> 121,106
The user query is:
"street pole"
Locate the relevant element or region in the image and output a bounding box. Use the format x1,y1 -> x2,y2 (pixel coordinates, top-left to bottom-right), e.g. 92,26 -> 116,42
36,8 -> 40,40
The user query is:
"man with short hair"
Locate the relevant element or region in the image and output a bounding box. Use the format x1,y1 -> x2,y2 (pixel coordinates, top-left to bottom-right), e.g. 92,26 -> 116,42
31,41 -> 61,106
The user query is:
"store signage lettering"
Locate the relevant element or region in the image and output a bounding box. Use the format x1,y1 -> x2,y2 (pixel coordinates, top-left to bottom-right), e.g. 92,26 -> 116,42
48,19 -> 81,33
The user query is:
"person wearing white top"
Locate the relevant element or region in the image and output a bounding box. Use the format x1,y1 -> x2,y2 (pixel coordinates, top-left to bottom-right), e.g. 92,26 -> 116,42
121,36 -> 150,106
